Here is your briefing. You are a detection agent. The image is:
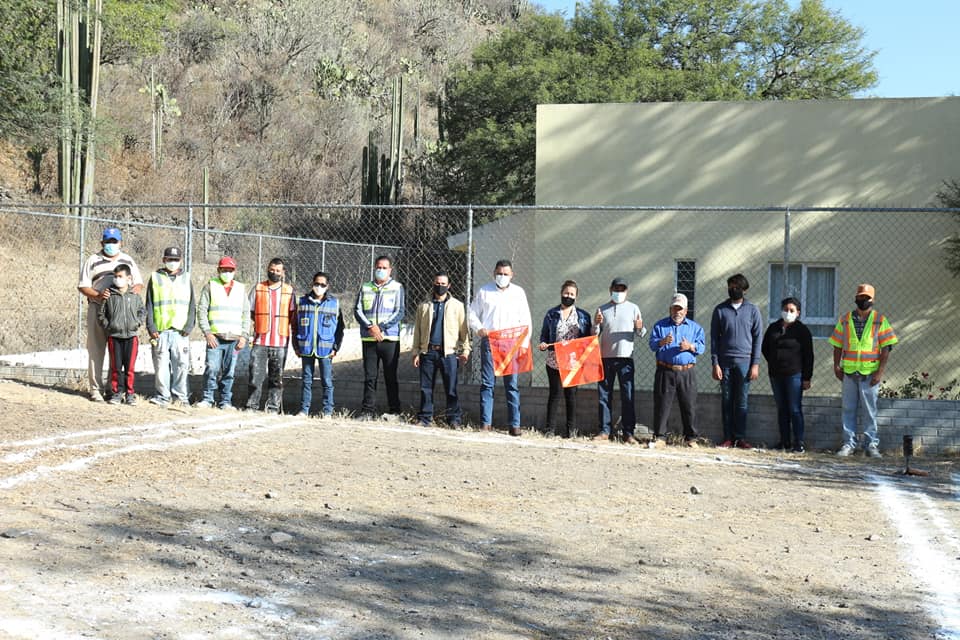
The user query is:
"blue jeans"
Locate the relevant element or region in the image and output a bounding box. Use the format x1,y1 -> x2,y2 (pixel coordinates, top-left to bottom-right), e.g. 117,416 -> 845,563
769,373 -> 804,446
719,360 -> 752,441
301,356 -> 334,416
418,350 -> 462,424
841,372 -> 879,449
152,329 -> 190,403
598,357 -> 635,436
479,337 -> 520,427
202,338 -> 240,407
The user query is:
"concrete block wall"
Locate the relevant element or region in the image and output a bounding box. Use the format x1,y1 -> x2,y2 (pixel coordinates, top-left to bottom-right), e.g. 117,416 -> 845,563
2,364 -> 958,455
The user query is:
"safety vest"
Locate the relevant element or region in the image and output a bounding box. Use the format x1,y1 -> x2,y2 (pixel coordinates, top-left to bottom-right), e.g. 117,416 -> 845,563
295,295 -> 340,358
207,278 -> 246,336
150,270 -> 192,331
253,282 -> 293,337
359,279 -> 403,341
829,310 -> 898,375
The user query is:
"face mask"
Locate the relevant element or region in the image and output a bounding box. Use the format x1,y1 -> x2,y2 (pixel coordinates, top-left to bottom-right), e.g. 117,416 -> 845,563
113,277 -> 128,289
219,271 -> 234,283
312,284 -> 327,297
103,243 -> 120,257
560,296 -> 575,308
781,310 -> 798,323
495,274 -> 511,288
728,287 -> 743,301
374,268 -> 389,281
267,272 -> 282,283
433,284 -> 449,297
610,291 -> 626,304
165,260 -> 181,272
856,298 -> 873,311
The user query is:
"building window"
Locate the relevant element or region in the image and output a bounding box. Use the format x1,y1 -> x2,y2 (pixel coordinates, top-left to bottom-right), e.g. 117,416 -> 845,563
675,260 -> 696,319
769,263 -> 837,338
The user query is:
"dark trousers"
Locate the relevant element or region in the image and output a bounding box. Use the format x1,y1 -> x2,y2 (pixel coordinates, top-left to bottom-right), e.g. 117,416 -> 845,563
770,373 -> 804,446
418,350 -> 461,424
545,365 -> 577,437
362,340 -> 401,414
652,366 -> 699,439
247,345 -> 287,412
598,357 -> 635,435
107,336 -> 138,397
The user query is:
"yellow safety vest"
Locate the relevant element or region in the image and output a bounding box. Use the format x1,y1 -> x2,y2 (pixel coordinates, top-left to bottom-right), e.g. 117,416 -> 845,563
207,278 -> 245,336
150,271 -> 192,332
829,310 -> 898,375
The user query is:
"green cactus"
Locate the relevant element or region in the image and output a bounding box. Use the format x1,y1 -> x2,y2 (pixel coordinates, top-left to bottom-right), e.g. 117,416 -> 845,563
361,76 -> 404,205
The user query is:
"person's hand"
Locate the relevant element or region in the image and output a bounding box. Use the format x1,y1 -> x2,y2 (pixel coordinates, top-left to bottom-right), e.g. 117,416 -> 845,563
712,365 -> 723,381
236,336 -> 247,351
150,331 -> 160,340
748,364 -> 759,381
538,342 -> 548,351
871,371 -> 883,386
801,380 -> 811,391
679,338 -> 692,352
413,354 -> 420,368
180,330 -> 190,337
329,349 -> 336,359
833,365 -> 844,382
368,325 -> 383,341
205,333 -> 219,349
634,316 -> 643,330
660,334 -> 674,347
98,289 -> 111,302
457,354 -> 468,365
594,309 -> 603,325
476,328 -> 488,338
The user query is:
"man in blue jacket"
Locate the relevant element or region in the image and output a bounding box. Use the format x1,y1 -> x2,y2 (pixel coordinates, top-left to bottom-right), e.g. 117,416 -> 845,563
295,271 -> 345,417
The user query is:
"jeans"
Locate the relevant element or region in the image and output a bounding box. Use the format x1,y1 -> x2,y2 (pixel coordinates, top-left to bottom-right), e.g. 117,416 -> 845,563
247,345 -> 287,412
202,338 -> 239,407
719,360 -> 752,441
418,350 -> 461,424
479,337 -> 520,427
770,373 -> 805,446
545,365 -> 577,437
301,356 -> 334,416
152,329 -> 190,403
598,357 -> 635,436
841,372 -> 879,449
361,341 -> 401,414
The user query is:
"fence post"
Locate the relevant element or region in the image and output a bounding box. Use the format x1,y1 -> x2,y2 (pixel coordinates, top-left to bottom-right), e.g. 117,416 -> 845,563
77,211 -> 86,349
370,245 -> 375,279
257,234 -> 263,283
466,206 -> 474,304
186,204 -> 194,274
783,207 -> 791,298
321,240 -> 326,271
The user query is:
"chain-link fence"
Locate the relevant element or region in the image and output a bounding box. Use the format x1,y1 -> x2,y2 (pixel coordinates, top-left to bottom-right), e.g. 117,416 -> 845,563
1,203 -> 957,397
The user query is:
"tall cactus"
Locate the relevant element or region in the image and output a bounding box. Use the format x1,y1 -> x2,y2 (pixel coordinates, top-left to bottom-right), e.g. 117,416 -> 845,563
361,76 -> 404,205
57,0 -> 102,207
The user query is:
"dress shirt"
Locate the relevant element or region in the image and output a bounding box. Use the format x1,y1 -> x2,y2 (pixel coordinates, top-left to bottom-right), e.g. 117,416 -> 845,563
649,316 -> 705,366
468,281 -> 532,346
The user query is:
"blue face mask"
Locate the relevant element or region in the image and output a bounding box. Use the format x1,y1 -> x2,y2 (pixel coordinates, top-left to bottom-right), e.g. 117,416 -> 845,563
103,243 -> 120,257
374,268 -> 389,281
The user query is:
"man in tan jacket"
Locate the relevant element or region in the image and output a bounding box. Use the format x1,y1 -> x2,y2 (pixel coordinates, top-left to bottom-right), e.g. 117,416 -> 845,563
412,271 -> 471,426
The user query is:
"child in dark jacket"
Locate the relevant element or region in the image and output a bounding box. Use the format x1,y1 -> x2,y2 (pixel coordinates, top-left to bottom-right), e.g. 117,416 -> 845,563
98,264 -> 146,404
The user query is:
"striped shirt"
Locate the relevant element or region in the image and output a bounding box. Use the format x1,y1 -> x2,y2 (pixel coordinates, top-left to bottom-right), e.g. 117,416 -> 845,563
78,251 -> 143,304
249,283 -> 296,348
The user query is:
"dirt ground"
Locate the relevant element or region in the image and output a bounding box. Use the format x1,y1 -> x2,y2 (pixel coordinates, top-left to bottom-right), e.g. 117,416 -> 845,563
2,379 -> 960,640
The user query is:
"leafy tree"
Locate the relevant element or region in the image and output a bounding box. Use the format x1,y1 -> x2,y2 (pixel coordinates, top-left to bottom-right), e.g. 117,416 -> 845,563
0,0 -> 58,145
430,0 -> 878,205
937,180 -> 960,278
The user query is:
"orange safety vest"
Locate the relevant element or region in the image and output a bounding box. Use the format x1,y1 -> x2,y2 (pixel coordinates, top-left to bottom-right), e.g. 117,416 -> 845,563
253,282 -> 293,337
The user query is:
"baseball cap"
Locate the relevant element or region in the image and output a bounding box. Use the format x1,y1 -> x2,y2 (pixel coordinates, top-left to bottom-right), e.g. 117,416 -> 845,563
610,277 -> 628,289
102,227 -> 121,242
855,283 -> 875,299
218,256 -> 237,270
163,247 -> 182,259
670,293 -> 688,309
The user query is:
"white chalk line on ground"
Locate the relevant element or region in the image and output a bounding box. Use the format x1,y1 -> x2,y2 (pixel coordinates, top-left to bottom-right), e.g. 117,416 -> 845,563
872,474 -> 960,639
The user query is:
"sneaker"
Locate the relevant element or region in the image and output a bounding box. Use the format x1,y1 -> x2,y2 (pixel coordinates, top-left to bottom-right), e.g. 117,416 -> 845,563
735,440 -> 754,450
295,410 -> 309,417
647,437 -> 666,449
194,400 -> 213,409
718,439 -> 734,448
149,397 -> 170,408
684,438 -> 699,449
124,394 -> 137,406
792,442 -> 805,453
89,392 -> 105,403
592,432 -> 611,442
108,395 -> 123,405
622,435 -> 639,445
836,444 -> 855,457
865,445 -> 882,458
219,404 -> 237,411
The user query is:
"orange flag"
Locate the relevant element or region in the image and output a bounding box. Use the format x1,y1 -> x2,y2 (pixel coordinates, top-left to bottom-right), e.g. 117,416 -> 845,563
488,326 -> 533,376
554,335 -> 604,387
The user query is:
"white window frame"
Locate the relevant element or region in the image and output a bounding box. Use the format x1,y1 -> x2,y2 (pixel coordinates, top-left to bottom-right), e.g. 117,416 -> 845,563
768,263 -> 838,338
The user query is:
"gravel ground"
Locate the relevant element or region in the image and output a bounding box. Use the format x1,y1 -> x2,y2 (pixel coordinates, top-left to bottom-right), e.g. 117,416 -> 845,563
1,379 -> 959,640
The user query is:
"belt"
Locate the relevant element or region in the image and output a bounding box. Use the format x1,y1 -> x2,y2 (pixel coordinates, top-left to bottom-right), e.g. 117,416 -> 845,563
657,361 -> 695,371
426,344 -> 443,352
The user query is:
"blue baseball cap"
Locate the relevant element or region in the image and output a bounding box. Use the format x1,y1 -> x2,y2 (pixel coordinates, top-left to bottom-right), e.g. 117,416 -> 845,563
102,227 -> 121,242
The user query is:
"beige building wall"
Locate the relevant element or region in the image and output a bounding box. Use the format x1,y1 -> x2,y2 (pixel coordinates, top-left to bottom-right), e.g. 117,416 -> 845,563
532,98 -> 960,394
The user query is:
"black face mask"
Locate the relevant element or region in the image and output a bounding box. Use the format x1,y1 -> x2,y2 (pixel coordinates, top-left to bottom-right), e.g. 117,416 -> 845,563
267,272 -> 282,283
856,298 -> 873,311
728,287 -> 743,301
433,285 -> 449,297
560,296 -> 575,308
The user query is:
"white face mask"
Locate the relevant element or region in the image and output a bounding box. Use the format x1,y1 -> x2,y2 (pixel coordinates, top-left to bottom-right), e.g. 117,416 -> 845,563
219,271 -> 234,283
781,310 -> 798,324
495,274 -> 511,288
114,277 -> 128,289
165,260 -> 181,272
611,291 -> 626,304
312,284 -> 328,297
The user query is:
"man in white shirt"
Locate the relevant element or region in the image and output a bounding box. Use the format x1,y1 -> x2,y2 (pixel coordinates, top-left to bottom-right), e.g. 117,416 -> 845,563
468,259 -> 532,436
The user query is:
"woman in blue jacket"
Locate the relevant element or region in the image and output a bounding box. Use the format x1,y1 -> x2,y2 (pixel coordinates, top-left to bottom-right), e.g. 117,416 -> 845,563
538,280 -> 592,437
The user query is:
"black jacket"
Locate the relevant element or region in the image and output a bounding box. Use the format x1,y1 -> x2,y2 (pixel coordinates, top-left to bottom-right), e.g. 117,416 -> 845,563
98,288 -> 146,339
761,319 -> 814,380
